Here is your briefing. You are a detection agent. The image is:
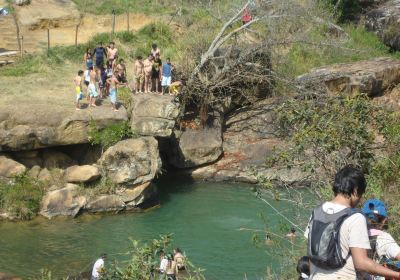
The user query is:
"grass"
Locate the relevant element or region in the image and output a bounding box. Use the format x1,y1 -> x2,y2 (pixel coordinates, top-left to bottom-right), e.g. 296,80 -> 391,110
71,0 -> 177,15
279,24 -> 400,77
0,174 -> 46,220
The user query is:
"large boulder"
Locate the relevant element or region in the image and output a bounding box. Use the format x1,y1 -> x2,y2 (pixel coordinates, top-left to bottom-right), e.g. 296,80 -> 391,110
99,137 -> 161,185
296,57 -> 400,97
0,105 -> 128,151
0,156 -> 26,178
85,195 -> 125,213
116,182 -> 157,209
365,1 -> 400,51
130,94 -> 180,137
169,128 -> 223,168
40,184 -> 87,219
185,99 -> 310,185
65,165 -> 101,183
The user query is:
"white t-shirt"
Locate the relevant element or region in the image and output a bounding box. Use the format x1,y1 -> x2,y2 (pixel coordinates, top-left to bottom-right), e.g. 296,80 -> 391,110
370,229 -> 400,260
84,70 -> 90,83
159,257 -> 168,273
91,258 -> 104,278
305,202 -> 371,280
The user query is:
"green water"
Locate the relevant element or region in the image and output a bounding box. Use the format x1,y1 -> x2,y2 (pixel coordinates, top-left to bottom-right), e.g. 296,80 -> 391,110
0,180 -> 308,279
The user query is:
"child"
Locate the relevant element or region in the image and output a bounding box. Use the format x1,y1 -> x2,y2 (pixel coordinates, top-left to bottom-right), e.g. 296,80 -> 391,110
99,65 -> 107,98
74,70 -> 84,110
88,66 -> 99,107
296,256 -> 310,280
107,71 -> 127,111
134,55 -> 144,93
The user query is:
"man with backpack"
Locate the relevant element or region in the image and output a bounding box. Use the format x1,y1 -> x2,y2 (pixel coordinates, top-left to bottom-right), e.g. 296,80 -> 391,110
305,165 -> 400,279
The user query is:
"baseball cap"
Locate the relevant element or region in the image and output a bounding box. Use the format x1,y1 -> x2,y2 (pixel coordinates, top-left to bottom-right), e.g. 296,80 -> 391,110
362,199 -> 387,220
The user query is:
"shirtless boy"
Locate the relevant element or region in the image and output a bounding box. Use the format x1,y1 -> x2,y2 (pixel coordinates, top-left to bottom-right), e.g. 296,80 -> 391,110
88,66 -> 99,107
107,71 -> 127,111
134,56 -> 144,93
143,54 -> 154,93
74,70 -> 84,110
107,42 -> 118,64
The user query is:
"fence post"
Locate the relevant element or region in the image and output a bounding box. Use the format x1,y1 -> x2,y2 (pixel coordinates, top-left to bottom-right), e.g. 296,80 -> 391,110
127,11 -> 130,32
20,35 -> 24,58
111,9 -> 116,37
75,25 -> 79,47
47,28 -> 50,52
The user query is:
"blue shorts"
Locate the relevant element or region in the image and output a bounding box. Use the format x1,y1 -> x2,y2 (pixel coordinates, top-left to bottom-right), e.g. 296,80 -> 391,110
109,88 -> 117,104
96,59 -> 103,68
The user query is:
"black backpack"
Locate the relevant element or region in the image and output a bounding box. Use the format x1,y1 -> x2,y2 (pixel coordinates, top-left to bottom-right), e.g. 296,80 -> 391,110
307,204 -> 361,270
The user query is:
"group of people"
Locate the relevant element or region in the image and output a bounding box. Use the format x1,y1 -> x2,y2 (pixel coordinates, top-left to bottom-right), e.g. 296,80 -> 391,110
296,166 -> 400,280
156,248 -> 186,280
90,248 -> 186,280
74,42 -> 182,111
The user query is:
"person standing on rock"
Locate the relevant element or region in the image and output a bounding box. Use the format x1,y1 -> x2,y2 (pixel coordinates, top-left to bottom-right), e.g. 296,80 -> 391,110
91,253 -> 107,280
106,42 -> 118,65
134,55 -> 144,93
107,71 -> 127,111
152,53 -> 162,94
74,70 -> 84,110
93,42 -> 107,71
88,66 -> 99,107
143,54 -> 154,93
161,57 -> 173,95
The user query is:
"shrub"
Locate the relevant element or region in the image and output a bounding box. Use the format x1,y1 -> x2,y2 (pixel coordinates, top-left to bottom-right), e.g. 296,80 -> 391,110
0,174 -> 46,220
88,120 -> 135,150
319,0 -> 361,22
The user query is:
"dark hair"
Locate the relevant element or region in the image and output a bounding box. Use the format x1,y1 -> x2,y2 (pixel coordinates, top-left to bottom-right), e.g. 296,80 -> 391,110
175,248 -> 182,253
296,256 -> 310,280
89,66 -> 94,71
333,165 -> 366,197
100,253 -> 107,259
86,48 -> 91,54
290,227 -> 296,233
167,57 -> 171,61
78,70 -> 84,75
159,250 -> 165,256
152,43 -> 157,49
110,41 -> 115,45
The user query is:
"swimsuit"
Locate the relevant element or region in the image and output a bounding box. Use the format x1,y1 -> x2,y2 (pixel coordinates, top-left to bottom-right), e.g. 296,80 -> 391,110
109,88 -> 117,104
88,83 -> 99,98
75,86 -> 83,101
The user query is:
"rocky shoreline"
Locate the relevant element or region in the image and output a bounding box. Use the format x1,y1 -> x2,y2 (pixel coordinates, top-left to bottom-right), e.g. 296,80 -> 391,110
1,57 -> 400,220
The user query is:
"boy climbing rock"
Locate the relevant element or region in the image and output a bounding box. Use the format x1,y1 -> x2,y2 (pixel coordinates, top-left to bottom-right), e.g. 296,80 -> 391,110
74,70 -> 84,110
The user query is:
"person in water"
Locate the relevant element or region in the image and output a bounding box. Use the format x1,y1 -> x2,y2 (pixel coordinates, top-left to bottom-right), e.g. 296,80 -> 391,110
165,253 -> 178,280
91,253 -> 107,280
173,248 -> 186,271
287,227 -> 297,245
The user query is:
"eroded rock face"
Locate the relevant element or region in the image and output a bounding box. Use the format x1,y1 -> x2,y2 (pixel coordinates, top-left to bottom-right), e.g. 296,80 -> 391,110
365,1 -> 400,51
0,105 -> 128,151
296,57 -> 400,96
169,128 -> 223,168
99,137 -> 161,185
85,195 -> 125,213
65,165 -> 101,183
40,184 -> 87,219
0,156 -> 26,178
186,99 -> 310,185
130,94 -> 180,137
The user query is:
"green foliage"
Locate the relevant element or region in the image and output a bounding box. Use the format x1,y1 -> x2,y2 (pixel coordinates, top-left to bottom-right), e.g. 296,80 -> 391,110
82,177 -> 117,198
319,0 -> 361,22
88,120 -> 135,150
280,25 -> 399,78
268,94 -> 375,178
0,174 -> 46,220
71,0 -> 174,15
0,55 -> 43,77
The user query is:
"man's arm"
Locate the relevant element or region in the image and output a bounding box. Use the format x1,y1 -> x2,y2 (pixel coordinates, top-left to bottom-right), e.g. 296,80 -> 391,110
351,247 -> 400,278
